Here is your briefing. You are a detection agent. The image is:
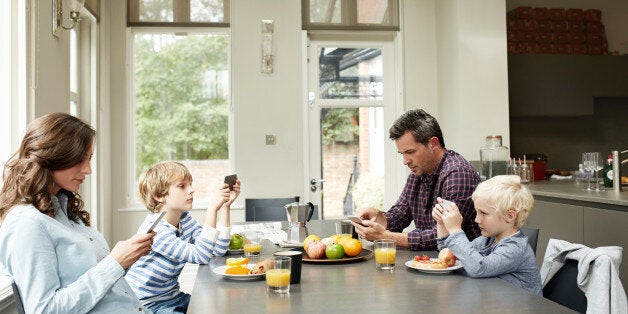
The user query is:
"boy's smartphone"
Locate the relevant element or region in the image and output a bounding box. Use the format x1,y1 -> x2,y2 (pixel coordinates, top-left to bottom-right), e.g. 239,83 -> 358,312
346,216 -> 365,226
440,199 -> 454,209
146,211 -> 167,233
224,174 -> 238,191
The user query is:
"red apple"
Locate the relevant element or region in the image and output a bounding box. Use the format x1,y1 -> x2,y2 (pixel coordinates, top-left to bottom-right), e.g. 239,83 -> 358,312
438,248 -> 456,267
305,239 -> 327,259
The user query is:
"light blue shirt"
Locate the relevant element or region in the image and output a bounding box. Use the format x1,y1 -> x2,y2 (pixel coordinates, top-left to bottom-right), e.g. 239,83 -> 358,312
0,195 -> 151,313
438,230 -> 542,295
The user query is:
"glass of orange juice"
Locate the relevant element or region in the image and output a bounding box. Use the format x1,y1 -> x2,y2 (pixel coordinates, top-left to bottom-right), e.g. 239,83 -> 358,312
243,231 -> 262,258
266,256 -> 291,293
374,239 -> 396,270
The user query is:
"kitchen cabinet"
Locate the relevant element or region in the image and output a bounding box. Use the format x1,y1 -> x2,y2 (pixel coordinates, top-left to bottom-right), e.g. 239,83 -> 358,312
525,192 -> 628,287
583,206 -> 628,287
508,55 -> 628,116
526,200 -> 584,266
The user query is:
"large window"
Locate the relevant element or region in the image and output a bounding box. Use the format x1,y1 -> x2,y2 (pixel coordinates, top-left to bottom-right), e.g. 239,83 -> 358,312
131,30 -> 231,203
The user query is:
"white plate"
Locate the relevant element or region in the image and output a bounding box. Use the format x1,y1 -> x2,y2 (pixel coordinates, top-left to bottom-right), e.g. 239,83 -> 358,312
227,248 -> 244,254
212,264 -> 265,280
405,259 -> 463,274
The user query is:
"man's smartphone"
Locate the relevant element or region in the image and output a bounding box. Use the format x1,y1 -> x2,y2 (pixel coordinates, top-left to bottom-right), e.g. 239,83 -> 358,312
224,174 -> 237,191
146,211 -> 167,233
440,199 -> 454,209
346,216 -> 365,226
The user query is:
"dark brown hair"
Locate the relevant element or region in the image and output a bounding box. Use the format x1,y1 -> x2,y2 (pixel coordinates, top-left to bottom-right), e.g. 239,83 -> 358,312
0,112 -> 95,225
389,109 -> 445,147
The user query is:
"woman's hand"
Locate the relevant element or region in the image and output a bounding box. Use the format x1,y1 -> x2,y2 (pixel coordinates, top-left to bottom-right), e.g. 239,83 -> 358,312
110,232 -> 155,269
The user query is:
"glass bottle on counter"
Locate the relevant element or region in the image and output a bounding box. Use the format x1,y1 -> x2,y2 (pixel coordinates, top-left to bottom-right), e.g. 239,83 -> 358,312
603,154 -> 613,188
480,135 -> 509,181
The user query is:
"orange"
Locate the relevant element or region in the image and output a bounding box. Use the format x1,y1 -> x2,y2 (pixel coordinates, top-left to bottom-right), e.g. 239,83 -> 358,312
226,257 -> 249,266
342,238 -> 362,257
225,266 -> 250,275
336,236 -> 352,248
303,234 -> 321,250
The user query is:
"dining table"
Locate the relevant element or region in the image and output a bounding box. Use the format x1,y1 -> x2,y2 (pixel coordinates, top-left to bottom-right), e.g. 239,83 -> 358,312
188,220 -> 576,313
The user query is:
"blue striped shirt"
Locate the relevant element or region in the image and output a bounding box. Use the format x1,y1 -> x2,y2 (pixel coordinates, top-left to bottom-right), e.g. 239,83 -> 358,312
125,212 -> 230,304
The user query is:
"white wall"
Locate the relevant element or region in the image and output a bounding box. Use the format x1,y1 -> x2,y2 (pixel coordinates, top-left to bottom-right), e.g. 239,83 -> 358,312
435,0 -> 510,159
26,0 -> 509,243
507,0 -> 628,54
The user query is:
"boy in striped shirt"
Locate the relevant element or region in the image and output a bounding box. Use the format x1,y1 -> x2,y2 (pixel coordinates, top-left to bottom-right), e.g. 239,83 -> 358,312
126,161 -> 240,313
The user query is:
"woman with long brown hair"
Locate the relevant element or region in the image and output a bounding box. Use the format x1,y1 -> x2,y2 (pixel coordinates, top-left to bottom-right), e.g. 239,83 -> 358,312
0,112 -> 155,313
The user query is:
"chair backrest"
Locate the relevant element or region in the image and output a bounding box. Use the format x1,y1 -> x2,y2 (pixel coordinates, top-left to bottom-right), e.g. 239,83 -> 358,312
11,280 -> 26,314
542,259 -> 587,313
245,198 -> 296,222
520,227 -> 539,255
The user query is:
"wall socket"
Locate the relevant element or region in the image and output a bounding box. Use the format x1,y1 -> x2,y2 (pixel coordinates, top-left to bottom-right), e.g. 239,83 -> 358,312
265,134 -> 276,145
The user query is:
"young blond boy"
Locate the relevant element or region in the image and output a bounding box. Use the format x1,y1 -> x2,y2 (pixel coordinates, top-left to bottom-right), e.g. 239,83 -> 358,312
432,175 -> 542,295
126,161 -> 240,313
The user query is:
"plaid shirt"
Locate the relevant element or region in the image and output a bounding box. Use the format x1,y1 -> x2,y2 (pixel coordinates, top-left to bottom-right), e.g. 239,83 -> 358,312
384,150 -> 481,250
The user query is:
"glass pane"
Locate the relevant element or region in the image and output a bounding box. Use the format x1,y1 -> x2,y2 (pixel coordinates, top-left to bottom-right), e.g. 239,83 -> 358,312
133,33 -> 230,202
319,47 -> 383,100
358,0 -> 391,24
139,0 -> 174,22
321,107 -> 385,219
309,0 -> 342,24
190,0 -> 226,22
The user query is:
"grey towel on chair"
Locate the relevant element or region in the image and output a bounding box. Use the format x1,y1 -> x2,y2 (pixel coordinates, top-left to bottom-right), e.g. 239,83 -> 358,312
541,238 -> 627,314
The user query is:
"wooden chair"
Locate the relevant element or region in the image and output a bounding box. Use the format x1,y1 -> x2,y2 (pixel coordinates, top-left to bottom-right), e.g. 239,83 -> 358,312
520,227 -> 539,255
542,259 -> 587,313
11,280 -> 25,314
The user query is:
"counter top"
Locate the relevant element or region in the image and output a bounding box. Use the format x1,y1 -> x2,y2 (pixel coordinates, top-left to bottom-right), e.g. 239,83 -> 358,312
526,179 -> 628,207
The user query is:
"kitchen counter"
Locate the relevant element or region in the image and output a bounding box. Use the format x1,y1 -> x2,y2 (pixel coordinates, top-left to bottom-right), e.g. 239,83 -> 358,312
526,179 -> 628,210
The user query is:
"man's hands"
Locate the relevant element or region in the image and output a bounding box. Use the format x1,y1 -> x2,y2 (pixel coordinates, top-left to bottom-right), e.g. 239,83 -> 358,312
110,232 -> 155,269
351,207 -> 391,242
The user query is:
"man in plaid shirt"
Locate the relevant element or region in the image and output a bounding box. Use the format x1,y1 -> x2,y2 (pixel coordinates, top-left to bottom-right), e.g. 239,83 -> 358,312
353,109 -> 481,250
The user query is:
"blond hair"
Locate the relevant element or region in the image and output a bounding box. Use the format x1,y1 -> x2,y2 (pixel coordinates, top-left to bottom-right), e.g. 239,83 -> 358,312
138,161 -> 193,213
471,175 -> 534,228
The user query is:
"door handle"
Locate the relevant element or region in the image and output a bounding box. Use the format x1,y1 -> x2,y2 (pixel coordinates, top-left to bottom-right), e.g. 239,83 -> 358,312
310,178 -> 325,191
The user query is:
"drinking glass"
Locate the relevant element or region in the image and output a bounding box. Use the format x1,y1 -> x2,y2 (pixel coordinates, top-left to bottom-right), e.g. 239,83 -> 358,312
582,152 -> 593,190
373,239 -> 396,271
242,231 -> 262,258
591,152 -> 603,191
266,256 -> 291,293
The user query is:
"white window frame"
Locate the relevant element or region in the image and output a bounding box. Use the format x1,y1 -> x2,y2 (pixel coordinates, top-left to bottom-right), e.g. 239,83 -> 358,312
125,27 -> 233,210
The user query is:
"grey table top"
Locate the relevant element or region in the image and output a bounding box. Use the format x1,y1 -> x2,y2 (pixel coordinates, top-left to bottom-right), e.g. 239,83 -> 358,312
188,220 -> 575,313
526,179 -> 628,208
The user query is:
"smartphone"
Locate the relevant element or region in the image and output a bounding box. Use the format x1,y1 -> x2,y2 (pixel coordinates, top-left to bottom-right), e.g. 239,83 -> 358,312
224,174 -> 238,191
346,216 -> 365,226
440,199 -> 454,209
146,211 -> 167,233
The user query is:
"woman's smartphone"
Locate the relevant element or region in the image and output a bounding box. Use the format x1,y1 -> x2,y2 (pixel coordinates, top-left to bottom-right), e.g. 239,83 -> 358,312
146,211 -> 167,233
224,174 -> 237,191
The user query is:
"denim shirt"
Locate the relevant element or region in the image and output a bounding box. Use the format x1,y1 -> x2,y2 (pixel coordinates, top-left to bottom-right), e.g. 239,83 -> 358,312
0,195 -> 151,313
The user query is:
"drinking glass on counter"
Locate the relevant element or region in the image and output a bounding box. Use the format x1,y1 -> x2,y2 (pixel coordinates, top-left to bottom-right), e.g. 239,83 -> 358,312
582,152 -> 594,190
592,152 -> 603,191
373,239 -> 396,271
242,231 -> 262,258
266,256 -> 291,293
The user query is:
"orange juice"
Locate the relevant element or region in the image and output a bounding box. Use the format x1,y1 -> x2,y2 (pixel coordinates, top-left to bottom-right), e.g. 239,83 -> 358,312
243,243 -> 262,256
266,269 -> 291,289
374,247 -> 396,264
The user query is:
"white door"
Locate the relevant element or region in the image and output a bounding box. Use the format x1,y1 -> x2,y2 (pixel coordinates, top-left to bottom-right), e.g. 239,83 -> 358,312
306,35 -> 400,219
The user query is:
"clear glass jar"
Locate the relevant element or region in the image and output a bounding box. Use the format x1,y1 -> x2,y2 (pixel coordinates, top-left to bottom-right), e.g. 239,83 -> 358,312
480,135 -> 510,181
